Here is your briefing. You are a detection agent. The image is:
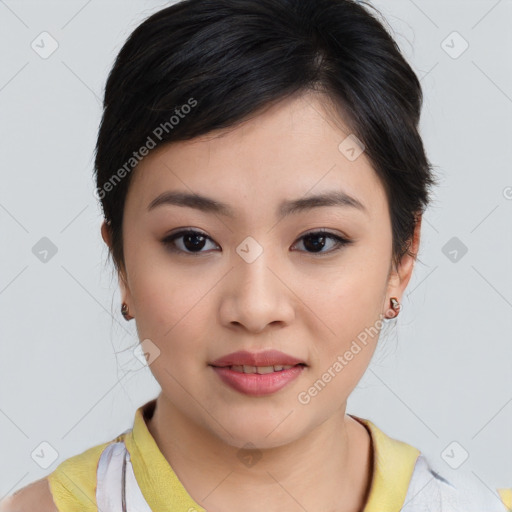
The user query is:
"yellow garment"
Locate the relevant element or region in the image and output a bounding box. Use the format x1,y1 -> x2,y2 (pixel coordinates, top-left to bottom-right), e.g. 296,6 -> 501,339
46,399 -> 511,511
499,489 -> 512,511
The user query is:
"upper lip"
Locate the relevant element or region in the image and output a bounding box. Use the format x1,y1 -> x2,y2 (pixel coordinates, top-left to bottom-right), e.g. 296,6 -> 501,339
210,350 -> 307,367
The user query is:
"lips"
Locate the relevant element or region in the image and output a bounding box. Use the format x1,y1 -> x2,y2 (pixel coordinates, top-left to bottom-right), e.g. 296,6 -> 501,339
210,349 -> 307,368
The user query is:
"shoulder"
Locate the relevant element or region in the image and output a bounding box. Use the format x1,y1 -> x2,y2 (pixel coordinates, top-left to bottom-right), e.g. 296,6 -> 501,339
0,478 -> 58,512
47,439 -> 119,512
1,437 -> 123,512
403,454 -> 511,511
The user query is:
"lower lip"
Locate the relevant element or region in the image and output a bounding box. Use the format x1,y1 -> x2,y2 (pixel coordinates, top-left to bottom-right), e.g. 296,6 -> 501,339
210,365 -> 305,396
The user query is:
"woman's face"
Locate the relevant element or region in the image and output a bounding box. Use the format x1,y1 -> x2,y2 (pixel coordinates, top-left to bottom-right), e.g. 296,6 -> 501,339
106,91 -> 419,448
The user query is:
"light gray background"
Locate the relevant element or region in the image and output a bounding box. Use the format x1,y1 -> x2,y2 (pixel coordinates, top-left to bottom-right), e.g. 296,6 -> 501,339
1,0 -> 511,500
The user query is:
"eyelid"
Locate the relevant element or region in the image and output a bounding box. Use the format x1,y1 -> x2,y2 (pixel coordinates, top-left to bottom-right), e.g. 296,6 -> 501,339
162,228 -> 219,253
298,227 -> 350,240
163,227 -> 351,240
165,227 -> 209,238
162,227 -> 353,257
291,229 -> 352,253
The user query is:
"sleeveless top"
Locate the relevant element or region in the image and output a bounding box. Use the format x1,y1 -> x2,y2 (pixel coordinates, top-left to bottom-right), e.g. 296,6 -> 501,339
95,439 -> 510,512
46,399 -> 512,512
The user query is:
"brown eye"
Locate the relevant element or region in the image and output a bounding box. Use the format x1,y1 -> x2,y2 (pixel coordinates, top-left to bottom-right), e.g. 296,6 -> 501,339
162,229 -> 219,254
292,230 -> 352,255
161,229 -> 352,256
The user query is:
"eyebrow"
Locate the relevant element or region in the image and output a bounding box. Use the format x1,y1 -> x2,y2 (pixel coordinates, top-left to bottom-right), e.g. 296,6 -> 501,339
147,190 -> 368,219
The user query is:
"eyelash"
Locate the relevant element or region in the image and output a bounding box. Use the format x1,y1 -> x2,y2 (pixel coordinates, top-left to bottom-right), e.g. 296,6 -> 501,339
161,229 -> 353,256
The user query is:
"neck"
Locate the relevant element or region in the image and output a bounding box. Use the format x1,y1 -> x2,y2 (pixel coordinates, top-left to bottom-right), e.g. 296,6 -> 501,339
146,394 -> 373,512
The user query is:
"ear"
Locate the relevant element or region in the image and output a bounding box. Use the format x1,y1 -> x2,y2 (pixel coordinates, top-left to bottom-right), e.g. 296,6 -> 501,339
100,220 -> 135,316
384,214 -> 422,315
100,219 -> 111,247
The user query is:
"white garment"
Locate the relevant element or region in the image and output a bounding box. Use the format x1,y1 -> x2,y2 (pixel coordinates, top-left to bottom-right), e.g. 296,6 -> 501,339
96,441 -> 507,512
401,454 -> 507,512
96,442 -> 152,512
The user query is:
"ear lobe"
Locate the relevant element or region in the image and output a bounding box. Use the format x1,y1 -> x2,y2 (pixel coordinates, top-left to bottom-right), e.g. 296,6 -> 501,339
399,214 -> 422,289
100,220 -> 133,313
118,272 -> 135,318
118,269 -> 129,294
101,220 -> 112,248
385,214 -> 423,299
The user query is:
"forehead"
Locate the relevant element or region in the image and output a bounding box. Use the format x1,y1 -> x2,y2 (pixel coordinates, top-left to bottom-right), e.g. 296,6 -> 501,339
125,91 -> 387,221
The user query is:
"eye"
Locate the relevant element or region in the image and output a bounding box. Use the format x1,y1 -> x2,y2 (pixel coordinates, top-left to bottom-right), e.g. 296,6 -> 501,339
292,230 -> 352,255
162,229 -> 219,255
162,228 -> 352,256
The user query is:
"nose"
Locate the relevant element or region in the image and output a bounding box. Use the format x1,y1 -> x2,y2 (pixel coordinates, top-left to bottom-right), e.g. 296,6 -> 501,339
218,247 -> 295,334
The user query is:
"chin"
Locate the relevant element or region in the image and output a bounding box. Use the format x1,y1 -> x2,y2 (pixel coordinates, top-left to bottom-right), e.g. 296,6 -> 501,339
206,409 -> 305,450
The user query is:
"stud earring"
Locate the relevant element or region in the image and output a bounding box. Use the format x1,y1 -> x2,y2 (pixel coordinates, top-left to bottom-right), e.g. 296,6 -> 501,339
388,297 -> 401,318
121,302 -> 133,321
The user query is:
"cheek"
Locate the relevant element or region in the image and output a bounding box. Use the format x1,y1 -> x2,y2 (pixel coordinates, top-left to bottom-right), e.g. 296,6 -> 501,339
133,275 -> 209,348
124,245 -> 210,351
307,245 -> 390,364
312,250 -> 389,322
302,280 -> 385,410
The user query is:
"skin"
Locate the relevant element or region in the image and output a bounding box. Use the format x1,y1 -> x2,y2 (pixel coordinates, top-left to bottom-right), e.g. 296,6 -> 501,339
100,90 -> 421,512
2,90 -> 421,511
0,478 -> 58,512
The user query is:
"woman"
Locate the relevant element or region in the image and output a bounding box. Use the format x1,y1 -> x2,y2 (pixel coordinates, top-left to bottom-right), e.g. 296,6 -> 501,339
2,0 -> 510,510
